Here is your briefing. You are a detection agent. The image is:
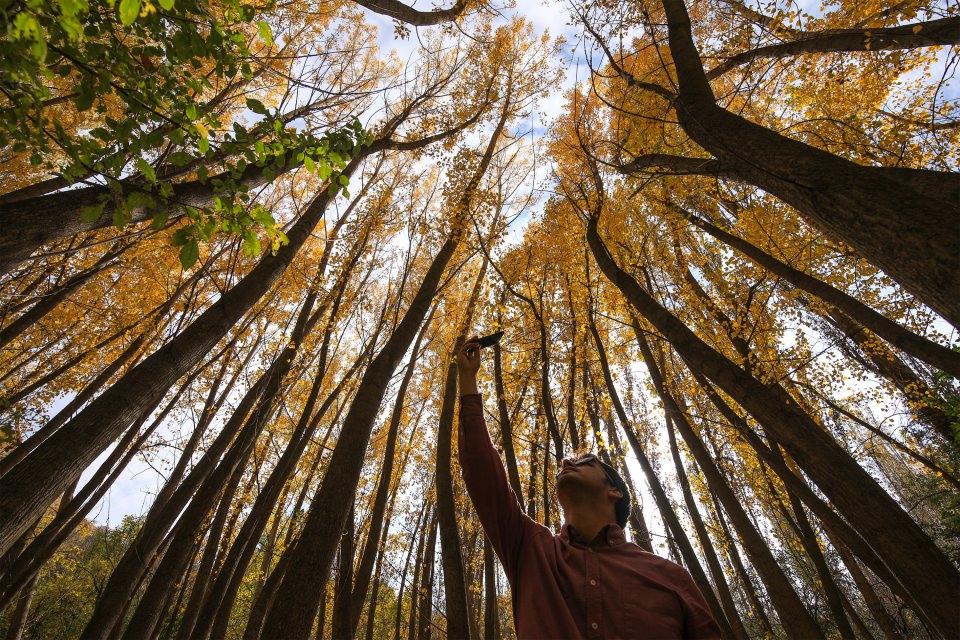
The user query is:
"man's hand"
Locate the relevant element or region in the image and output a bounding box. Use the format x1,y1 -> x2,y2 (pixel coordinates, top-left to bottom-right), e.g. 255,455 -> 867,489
457,337 -> 481,396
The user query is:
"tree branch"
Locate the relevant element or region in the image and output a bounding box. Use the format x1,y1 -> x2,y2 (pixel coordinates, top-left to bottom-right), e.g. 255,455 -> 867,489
707,16 -> 960,79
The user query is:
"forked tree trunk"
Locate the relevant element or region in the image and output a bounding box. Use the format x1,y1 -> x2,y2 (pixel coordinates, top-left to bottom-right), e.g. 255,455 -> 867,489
657,0 -> 959,325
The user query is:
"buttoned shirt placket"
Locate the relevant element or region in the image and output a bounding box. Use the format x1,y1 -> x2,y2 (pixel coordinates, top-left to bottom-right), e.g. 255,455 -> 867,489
585,544 -> 603,639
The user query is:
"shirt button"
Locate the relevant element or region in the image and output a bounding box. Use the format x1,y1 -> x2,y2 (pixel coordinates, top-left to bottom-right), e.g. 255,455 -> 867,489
591,622 -> 599,630
590,579 -> 597,586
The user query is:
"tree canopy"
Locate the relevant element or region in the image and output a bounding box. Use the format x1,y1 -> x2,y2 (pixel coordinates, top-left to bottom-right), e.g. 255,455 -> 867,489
0,0 -> 957,638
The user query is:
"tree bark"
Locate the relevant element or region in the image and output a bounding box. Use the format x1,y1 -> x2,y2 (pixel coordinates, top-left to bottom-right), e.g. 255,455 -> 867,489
658,0 -> 960,325
417,512 -> 439,640
0,154 -> 366,555
332,502 -> 357,639
591,327 -> 735,638
346,310 -> 434,638
350,0 -> 468,26
492,340 -> 524,499
664,417 -> 749,640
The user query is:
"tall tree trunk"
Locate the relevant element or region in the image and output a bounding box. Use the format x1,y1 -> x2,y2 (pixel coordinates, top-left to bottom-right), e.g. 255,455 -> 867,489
689,366 -> 933,628
664,417 -> 749,640
0,240 -> 127,350
192,229 -> 372,640
633,329 -> 825,639
592,330 -> 735,638
259,84 -> 509,638
828,530 -> 903,640
586,211 -> 960,636
347,312 -> 433,638
492,340 -> 524,499
773,461 -> 857,639
417,512 -> 439,640
392,499 -> 429,640
821,307 -> 956,440
260,227 -> 466,639
583,304 -> 652,552
332,502 -> 357,639
656,0 -> 959,324
482,537 -> 500,640
708,489 -> 776,637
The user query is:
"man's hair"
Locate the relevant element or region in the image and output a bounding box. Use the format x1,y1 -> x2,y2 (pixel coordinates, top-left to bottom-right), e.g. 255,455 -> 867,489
570,449 -> 631,529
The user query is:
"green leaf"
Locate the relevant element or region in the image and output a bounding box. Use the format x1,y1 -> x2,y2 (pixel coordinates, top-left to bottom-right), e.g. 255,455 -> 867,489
257,20 -> 273,47
136,158 -> 156,183
179,239 -> 199,269
171,227 -> 191,246
168,151 -> 193,166
242,230 -> 261,256
246,98 -> 268,115
337,174 -> 349,187
185,104 -> 198,122
303,155 -> 315,172
119,0 -> 140,25
195,122 -> 209,154
157,0 -> 174,9
251,207 -> 275,226
79,202 -> 105,222
151,209 -> 169,229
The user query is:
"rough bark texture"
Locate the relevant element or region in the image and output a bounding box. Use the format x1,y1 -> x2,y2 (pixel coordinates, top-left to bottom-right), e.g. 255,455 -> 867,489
659,0 -> 960,325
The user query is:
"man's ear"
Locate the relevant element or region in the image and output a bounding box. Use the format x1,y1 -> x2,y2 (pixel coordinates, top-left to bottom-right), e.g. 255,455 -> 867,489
608,486 -> 623,501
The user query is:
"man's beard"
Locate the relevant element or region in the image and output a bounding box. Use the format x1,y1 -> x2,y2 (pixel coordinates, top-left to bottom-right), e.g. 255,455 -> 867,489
556,473 -> 603,504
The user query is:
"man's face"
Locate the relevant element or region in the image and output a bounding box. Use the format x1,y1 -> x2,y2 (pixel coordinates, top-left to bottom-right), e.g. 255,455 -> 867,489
555,454 -> 613,500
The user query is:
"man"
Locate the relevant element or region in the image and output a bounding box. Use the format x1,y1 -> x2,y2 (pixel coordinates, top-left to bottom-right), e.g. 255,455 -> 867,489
456,337 -> 721,640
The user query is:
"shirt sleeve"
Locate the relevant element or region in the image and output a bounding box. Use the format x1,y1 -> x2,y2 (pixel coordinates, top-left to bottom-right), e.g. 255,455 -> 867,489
458,393 -> 540,584
676,568 -> 723,640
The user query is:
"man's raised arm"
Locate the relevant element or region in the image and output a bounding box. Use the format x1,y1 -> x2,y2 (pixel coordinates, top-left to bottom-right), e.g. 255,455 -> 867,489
456,338 -> 539,583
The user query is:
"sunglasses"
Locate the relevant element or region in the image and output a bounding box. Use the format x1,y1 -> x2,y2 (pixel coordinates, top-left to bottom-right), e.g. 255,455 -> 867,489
560,454 -> 615,485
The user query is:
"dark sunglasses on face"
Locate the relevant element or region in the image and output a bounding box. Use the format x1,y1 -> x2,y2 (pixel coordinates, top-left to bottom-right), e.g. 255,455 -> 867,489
561,454 -> 615,485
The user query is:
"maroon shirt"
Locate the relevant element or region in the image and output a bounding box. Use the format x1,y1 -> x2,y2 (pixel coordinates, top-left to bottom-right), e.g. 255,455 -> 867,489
458,393 -> 722,640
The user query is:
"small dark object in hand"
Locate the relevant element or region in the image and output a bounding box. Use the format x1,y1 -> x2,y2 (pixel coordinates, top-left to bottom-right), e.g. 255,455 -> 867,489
475,331 -> 504,349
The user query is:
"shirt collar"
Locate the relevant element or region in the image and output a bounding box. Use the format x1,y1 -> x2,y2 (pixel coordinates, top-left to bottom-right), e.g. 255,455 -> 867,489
560,522 -> 626,547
